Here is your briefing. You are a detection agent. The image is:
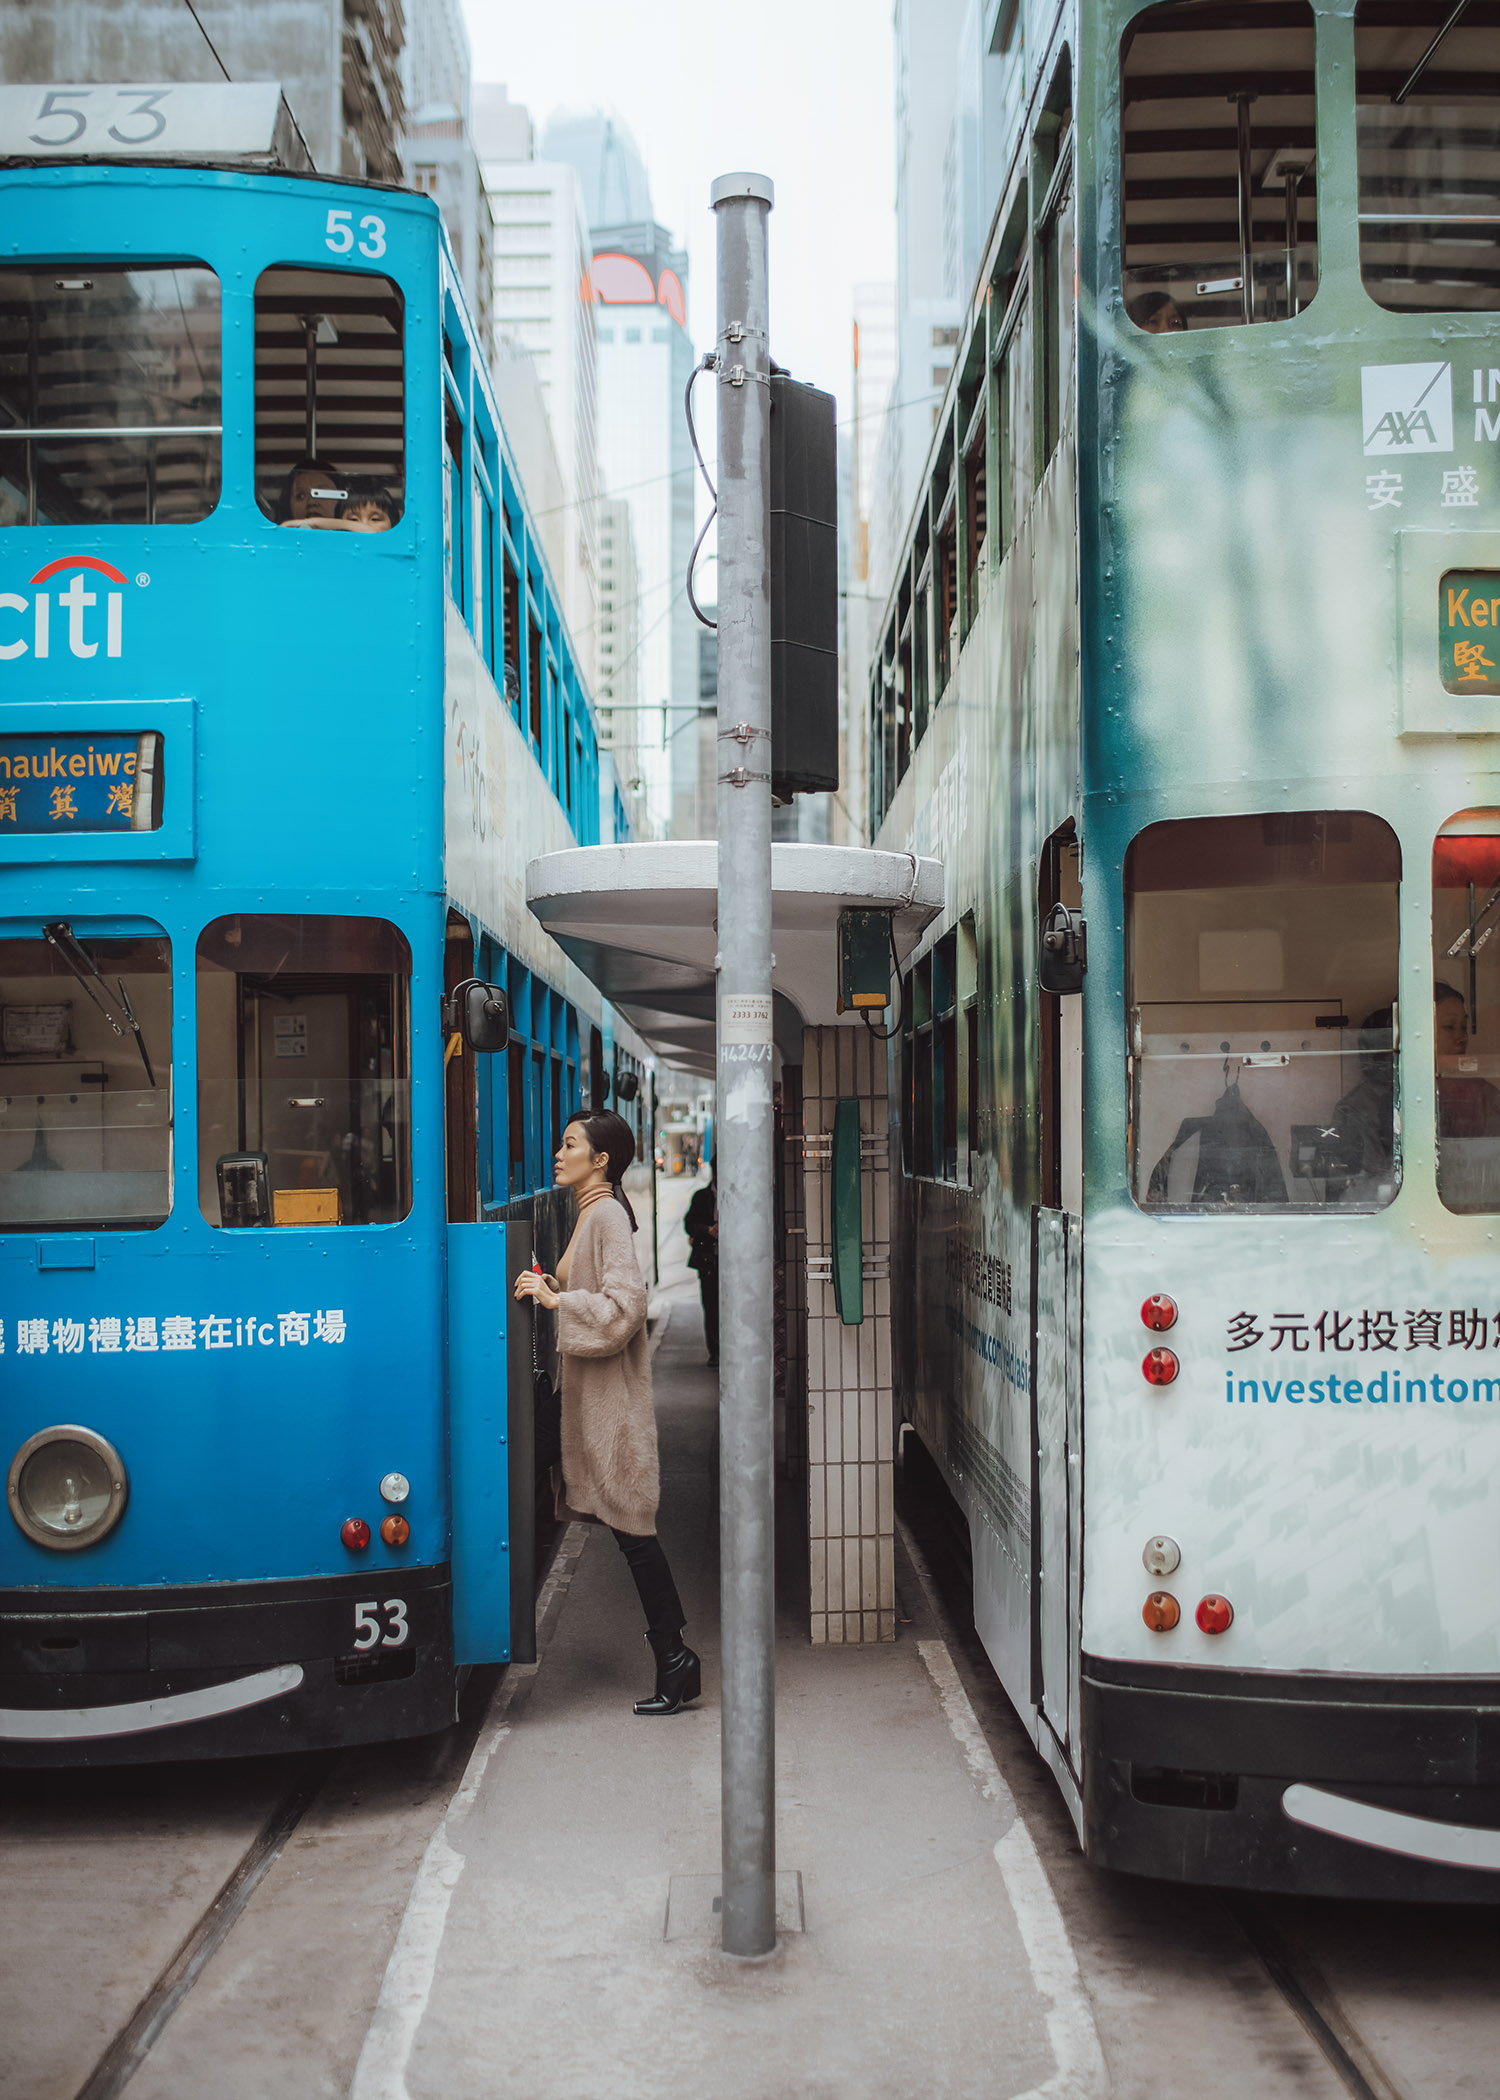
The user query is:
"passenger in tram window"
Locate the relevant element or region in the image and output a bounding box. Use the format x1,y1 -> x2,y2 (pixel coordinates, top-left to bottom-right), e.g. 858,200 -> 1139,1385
1435,982 -> 1500,1137
1326,1007 -> 1396,1203
514,1109 -> 701,1717
274,455 -> 345,523
337,481 -> 401,532
1127,291 -> 1185,335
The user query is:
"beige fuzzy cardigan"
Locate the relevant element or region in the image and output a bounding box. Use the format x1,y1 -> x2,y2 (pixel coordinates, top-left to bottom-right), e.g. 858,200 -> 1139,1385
554,1196 -> 659,1536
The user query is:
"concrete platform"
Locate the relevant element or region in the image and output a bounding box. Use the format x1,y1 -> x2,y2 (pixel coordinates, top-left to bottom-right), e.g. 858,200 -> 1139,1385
351,1282 -> 1101,2100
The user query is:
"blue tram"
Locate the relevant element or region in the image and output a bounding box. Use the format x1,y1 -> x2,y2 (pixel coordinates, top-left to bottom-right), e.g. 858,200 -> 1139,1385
0,136 -> 650,1763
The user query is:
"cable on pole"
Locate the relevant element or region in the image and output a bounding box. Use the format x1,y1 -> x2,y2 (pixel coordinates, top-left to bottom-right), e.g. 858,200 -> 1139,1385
685,353 -> 719,631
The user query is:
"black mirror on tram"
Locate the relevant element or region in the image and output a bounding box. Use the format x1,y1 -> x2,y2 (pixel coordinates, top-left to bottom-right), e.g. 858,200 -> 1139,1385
444,978 -> 510,1054
1040,903 -> 1087,995
616,1070 -> 640,1102
217,1152 -> 271,1228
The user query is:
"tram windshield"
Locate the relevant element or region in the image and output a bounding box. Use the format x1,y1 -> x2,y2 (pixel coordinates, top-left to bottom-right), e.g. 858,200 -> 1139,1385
1433,813 -> 1500,1212
0,265 -> 221,526
1127,813 -> 1402,1212
1120,0 -> 1320,332
196,915 -> 412,1228
1357,2 -> 1500,313
0,926 -> 171,1231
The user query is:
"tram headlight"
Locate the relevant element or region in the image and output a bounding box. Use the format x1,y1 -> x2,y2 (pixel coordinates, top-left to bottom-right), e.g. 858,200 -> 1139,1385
7,1426 -> 127,1551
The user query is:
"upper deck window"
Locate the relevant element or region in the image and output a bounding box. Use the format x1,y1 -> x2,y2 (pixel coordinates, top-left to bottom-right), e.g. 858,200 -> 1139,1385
1432,812 -> 1500,1210
0,923 -> 171,1232
254,267 -> 404,532
1357,2 -> 1500,312
1128,813 -> 1401,1213
1121,1 -> 1319,332
0,265 -> 220,527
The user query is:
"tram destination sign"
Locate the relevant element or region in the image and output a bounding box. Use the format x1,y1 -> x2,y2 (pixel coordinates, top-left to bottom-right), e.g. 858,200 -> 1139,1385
0,732 -> 160,833
1440,570 -> 1500,695
0,85 -> 311,171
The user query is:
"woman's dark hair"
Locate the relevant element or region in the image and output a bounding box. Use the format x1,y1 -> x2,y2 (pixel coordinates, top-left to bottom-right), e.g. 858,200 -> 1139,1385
566,1107 -> 639,1229
273,455 -> 343,523
337,476 -> 402,525
1127,290 -> 1179,329
1436,980 -> 1466,1007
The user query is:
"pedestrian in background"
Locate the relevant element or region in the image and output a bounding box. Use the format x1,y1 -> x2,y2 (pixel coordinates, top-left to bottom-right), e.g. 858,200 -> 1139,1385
684,1167 -> 719,1368
514,1109 -> 701,1716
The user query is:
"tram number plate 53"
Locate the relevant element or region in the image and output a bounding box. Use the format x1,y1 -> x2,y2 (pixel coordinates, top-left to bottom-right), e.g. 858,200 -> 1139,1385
352,1598 -> 408,1650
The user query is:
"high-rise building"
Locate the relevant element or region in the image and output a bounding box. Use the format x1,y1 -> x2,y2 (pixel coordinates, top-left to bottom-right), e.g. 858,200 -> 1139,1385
401,0 -> 493,348
597,497 -> 652,841
0,0 -> 405,181
477,128 -> 601,692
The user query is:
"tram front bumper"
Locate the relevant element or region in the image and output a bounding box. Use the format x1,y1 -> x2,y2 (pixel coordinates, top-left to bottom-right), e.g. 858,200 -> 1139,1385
0,1565 -> 455,1766
1081,1660 -> 1500,1902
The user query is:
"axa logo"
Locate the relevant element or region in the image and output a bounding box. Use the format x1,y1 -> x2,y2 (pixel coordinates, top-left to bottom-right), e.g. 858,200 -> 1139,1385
0,558 -> 145,662
1362,362 -> 1454,456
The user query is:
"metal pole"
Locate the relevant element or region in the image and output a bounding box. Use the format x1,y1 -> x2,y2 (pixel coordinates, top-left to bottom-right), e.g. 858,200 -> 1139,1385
710,169 -> 776,1961
1233,93 -> 1257,326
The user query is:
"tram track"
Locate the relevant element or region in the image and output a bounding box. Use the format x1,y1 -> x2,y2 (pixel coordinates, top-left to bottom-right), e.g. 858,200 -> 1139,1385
893,1448 -> 1436,2100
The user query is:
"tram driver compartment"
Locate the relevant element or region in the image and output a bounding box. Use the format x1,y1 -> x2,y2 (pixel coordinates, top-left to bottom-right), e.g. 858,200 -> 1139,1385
196,914 -> 411,1230
1127,812 -> 1402,1212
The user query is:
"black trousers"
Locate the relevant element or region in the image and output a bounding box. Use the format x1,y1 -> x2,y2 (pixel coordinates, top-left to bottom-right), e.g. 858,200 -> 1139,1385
698,1268 -> 719,1361
611,1528 -> 687,1646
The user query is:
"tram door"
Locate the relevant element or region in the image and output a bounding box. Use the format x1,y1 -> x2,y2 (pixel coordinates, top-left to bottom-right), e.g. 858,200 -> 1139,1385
1033,825 -> 1083,1767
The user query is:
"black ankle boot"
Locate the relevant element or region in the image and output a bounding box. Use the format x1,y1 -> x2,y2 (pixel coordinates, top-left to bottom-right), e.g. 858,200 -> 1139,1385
634,1629 -> 701,1715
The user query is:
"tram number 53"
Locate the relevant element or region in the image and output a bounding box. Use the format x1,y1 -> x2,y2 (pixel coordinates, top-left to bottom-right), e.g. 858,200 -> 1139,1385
352,1598 -> 408,1649
326,209 -> 387,260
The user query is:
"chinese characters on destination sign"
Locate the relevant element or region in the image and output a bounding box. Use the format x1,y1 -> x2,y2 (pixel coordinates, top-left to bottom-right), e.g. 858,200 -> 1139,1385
0,734 -> 149,832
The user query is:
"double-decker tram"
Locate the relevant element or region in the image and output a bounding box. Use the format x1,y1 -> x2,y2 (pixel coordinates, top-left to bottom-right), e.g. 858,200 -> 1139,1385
0,101 -> 654,1765
873,0 -> 1500,1895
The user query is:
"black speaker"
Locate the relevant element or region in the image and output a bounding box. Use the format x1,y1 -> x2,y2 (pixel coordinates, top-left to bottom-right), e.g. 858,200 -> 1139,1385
770,373 -> 838,798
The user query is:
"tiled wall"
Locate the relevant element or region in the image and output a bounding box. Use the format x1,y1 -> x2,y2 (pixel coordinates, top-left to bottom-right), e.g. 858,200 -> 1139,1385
802,1025 -> 895,1643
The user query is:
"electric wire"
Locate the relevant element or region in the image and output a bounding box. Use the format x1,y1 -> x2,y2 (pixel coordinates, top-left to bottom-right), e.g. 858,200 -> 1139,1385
684,353 -> 719,631
181,0 -> 232,80
860,913 -> 910,1044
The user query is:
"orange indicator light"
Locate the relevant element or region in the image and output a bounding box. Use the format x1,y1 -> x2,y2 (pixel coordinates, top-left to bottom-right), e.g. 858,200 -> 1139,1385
380,1513 -> 410,1547
1142,1592 -> 1181,1632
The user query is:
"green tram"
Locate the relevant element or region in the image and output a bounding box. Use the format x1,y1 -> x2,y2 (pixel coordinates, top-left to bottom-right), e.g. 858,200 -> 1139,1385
872,0 -> 1500,1896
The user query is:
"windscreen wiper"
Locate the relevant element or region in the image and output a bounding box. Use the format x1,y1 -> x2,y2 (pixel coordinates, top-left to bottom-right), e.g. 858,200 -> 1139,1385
42,922 -> 156,1088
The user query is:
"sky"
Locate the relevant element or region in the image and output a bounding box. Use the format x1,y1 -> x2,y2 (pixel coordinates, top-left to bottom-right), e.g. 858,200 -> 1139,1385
460,0 -> 898,419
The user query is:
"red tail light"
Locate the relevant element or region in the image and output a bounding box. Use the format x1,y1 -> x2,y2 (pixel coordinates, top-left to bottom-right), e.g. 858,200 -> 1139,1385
340,1517 -> 371,1550
1141,1294 -> 1178,1331
1142,1347 -> 1179,1385
1196,1594 -> 1234,1635
1142,1592 -> 1180,1631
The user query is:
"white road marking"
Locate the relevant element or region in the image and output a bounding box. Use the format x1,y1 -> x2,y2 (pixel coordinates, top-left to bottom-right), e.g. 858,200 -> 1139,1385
916,1639 -> 1108,2100
350,1527 -> 589,2100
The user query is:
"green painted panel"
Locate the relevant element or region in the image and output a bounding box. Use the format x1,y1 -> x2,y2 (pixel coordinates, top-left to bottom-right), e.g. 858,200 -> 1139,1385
831,1097 -> 863,1326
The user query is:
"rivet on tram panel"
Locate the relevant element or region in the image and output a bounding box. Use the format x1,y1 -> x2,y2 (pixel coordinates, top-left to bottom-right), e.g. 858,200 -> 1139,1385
1142,1534 -> 1180,1577
1142,1346 -> 1179,1385
1142,1592 -> 1180,1632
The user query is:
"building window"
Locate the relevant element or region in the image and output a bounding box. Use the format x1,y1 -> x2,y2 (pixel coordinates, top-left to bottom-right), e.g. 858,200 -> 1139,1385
1121,0 -> 1320,332
0,265 -> 220,527
197,915 -> 412,1228
0,923 -> 171,1231
1357,3 -> 1500,313
1127,813 -> 1401,1213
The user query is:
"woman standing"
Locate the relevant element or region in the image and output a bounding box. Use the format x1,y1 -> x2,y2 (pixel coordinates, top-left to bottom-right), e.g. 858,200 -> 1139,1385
514,1110 -> 701,1716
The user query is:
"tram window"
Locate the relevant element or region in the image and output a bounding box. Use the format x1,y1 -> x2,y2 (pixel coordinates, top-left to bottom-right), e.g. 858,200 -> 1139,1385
253,268 -> 404,524
1356,4 -> 1500,312
1432,813 -> 1500,1211
935,507 -> 957,693
0,266 -> 220,528
0,927 -> 171,1231
902,934 -> 961,1181
197,915 -> 411,1228
963,411 -> 987,627
1127,813 -> 1401,1213
1039,179 -> 1073,461
1120,0 -> 1320,332
502,553 -> 522,717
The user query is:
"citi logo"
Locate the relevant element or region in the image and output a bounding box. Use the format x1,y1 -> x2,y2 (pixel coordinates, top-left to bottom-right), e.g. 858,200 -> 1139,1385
0,558 -> 142,662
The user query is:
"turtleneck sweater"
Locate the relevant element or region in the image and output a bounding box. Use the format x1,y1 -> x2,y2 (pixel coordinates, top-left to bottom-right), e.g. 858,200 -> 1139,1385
557,1181 -> 614,1287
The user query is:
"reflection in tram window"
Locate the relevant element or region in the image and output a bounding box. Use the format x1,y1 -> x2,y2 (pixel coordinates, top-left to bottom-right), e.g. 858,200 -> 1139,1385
1127,814 -> 1401,1212
197,915 -> 411,1228
254,267 -> 404,525
0,926 -> 171,1230
1120,0 -> 1319,332
0,265 -> 221,526
1357,3 -> 1500,312
1433,814 -> 1500,1212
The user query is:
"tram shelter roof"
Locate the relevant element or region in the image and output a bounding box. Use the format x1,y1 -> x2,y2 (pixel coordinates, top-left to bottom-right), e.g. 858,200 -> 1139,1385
525,842 -> 944,1074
